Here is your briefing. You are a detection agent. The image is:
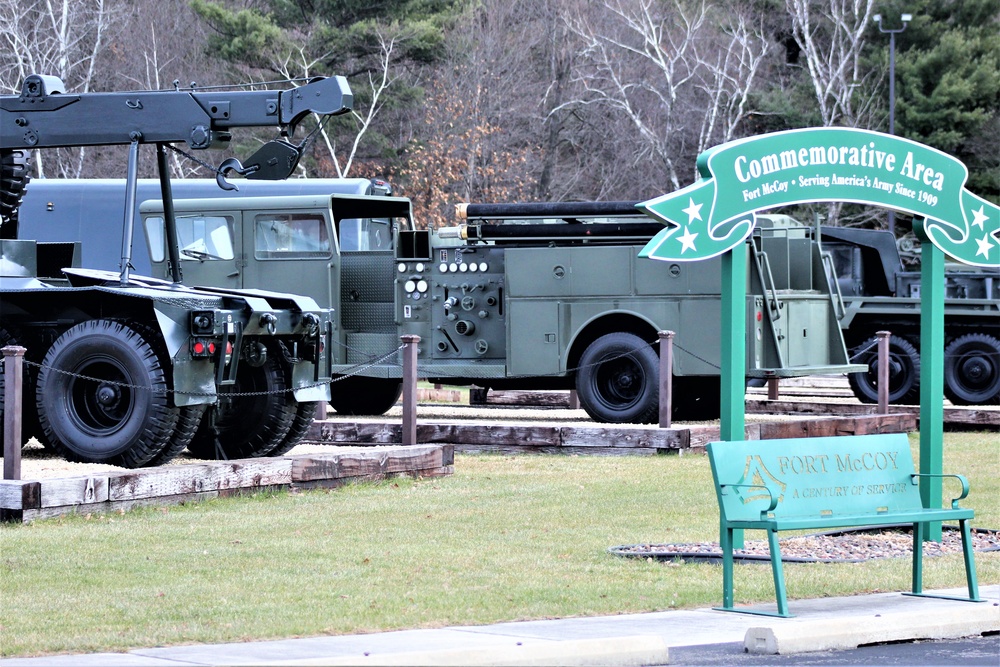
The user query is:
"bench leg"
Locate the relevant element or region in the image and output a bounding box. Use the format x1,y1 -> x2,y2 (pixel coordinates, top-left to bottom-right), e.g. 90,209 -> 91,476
721,525 -> 735,610
714,526 -> 794,618
912,520 -> 925,595
767,528 -> 791,618
904,519 -> 985,604
960,518 -> 982,602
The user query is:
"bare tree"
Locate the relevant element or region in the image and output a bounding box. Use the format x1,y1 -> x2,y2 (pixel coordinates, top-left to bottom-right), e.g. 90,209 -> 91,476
786,0 -> 876,127
561,0 -> 772,192
0,0 -> 126,177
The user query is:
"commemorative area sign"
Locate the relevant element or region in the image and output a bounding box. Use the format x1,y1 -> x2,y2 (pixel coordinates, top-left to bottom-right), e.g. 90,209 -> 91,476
636,127 -> 998,542
637,127 -> 999,268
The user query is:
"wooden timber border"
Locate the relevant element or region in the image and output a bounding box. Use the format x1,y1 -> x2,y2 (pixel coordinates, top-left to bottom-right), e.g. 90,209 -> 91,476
305,413 -> 917,456
469,388 -> 999,428
0,445 -> 453,524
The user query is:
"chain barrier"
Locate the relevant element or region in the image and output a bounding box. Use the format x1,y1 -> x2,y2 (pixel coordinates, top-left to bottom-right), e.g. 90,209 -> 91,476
5,333 -> 1000,397
14,344 -> 404,398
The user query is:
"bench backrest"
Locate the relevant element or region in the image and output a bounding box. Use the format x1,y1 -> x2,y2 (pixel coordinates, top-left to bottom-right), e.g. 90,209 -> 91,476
707,433 -> 920,522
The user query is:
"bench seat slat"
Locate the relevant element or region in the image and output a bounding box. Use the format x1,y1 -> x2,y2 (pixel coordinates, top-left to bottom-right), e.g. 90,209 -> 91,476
729,507 -> 974,531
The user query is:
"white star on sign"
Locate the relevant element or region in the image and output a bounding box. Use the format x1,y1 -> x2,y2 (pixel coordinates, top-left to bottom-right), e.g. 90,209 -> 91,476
971,206 -> 989,230
682,198 -> 703,223
678,226 -> 698,253
975,234 -> 993,259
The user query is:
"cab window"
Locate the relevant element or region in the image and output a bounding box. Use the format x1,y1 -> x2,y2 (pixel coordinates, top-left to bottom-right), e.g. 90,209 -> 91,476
255,213 -> 331,259
144,214 -> 235,262
339,218 -> 393,252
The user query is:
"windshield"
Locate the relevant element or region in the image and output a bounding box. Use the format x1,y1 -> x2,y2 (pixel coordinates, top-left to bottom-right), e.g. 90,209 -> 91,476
145,215 -> 235,262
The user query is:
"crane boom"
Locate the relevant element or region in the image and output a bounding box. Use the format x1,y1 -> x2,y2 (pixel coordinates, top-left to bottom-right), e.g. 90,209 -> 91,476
1,74 -> 352,150
0,74 -> 353,280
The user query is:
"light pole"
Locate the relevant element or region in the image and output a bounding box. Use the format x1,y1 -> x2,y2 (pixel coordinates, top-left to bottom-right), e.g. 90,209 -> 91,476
874,12 -> 912,236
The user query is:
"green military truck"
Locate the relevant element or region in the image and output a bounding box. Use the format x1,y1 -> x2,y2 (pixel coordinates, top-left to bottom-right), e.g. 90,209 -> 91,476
1,74 -> 351,466
141,196 -> 859,423
821,227 -> 999,405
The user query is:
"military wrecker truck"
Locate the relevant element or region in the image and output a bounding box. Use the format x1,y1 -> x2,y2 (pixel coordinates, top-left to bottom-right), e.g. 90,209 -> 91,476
0,73 -> 354,466
140,195 -> 860,423
821,227 -> 1000,405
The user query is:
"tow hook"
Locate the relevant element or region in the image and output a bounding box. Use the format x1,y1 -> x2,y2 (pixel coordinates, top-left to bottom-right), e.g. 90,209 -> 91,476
259,312 -> 277,334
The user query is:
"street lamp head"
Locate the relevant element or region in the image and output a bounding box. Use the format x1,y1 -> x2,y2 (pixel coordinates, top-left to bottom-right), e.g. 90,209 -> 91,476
901,13 -> 912,23
873,13 -> 882,23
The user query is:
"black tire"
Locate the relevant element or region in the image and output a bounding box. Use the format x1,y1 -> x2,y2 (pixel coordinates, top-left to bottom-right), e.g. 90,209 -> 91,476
0,149 -> 31,235
265,401 -> 319,457
186,354 -> 296,460
329,376 -> 402,416
144,405 -> 207,467
847,334 -> 920,405
944,333 -> 1000,405
575,332 -> 659,424
35,320 -> 180,468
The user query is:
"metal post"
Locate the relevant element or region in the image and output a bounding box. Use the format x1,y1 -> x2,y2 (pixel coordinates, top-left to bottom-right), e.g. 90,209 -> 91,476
767,377 -> 780,401
721,247 -> 747,550
919,239 -> 944,542
401,335 -> 420,446
120,133 -> 142,286
887,30 -> 897,236
876,330 -> 891,414
874,12 -> 912,236
720,246 -> 747,442
658,330 -> 674,428
156,142 -> 183,284
3,345 -> 26,481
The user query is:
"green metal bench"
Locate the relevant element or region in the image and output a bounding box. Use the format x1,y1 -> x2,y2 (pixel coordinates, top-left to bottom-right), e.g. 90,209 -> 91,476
706,433 -> 983,617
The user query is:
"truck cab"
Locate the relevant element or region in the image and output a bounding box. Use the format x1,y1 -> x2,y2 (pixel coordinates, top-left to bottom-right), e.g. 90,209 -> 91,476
141,194 -> 415,415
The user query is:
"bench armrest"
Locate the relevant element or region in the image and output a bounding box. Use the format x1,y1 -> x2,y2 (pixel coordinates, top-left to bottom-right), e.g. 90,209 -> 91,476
910,473 -> 970,509
720,483 -> 779,519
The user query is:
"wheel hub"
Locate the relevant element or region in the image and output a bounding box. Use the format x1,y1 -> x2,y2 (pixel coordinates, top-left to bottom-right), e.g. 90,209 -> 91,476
959,356 -> 990,386
96,383 -> 120,406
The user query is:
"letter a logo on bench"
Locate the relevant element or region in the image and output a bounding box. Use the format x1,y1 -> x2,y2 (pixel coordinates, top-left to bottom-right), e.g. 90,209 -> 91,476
737,455 -> 786,505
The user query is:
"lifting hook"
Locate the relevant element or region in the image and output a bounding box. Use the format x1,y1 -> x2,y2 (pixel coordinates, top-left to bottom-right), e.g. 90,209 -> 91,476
216,157 -> 260,191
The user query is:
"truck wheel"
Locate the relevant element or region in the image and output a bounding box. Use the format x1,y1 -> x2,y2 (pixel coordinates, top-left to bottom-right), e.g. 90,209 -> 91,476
329,377 -> 402,416
35,320 -> 180,467
944,333 -> 1000,405
576,332 -> 659,424
186,354 -> 295,460
144,405 -> 207,467
265,401 -> 319,457
847,334 -> 920,404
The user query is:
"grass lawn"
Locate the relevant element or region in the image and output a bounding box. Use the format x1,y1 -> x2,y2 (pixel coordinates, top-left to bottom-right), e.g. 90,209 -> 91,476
1,431 -> 997,657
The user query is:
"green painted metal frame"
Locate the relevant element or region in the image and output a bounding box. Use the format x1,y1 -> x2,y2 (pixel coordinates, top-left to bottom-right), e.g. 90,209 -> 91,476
918,235 -> 945,542
720,247 -> 747,549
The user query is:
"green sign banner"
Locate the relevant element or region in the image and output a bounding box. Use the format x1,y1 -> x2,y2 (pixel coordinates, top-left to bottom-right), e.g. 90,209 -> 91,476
637,127 -> 999,268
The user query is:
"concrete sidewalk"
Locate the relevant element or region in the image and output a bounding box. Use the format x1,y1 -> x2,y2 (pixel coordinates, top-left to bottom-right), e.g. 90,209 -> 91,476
4,585 -> 997,666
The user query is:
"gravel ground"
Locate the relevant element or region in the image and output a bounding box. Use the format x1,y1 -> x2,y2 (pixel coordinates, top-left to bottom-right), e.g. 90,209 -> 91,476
613,527 -> 1000,562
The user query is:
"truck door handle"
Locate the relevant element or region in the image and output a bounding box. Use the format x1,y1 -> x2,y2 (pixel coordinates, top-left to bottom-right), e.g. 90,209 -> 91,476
227,271 -> 240,278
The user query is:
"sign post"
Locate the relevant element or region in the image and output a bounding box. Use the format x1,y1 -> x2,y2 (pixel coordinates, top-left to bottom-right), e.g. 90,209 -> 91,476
638,127 -> 998,544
